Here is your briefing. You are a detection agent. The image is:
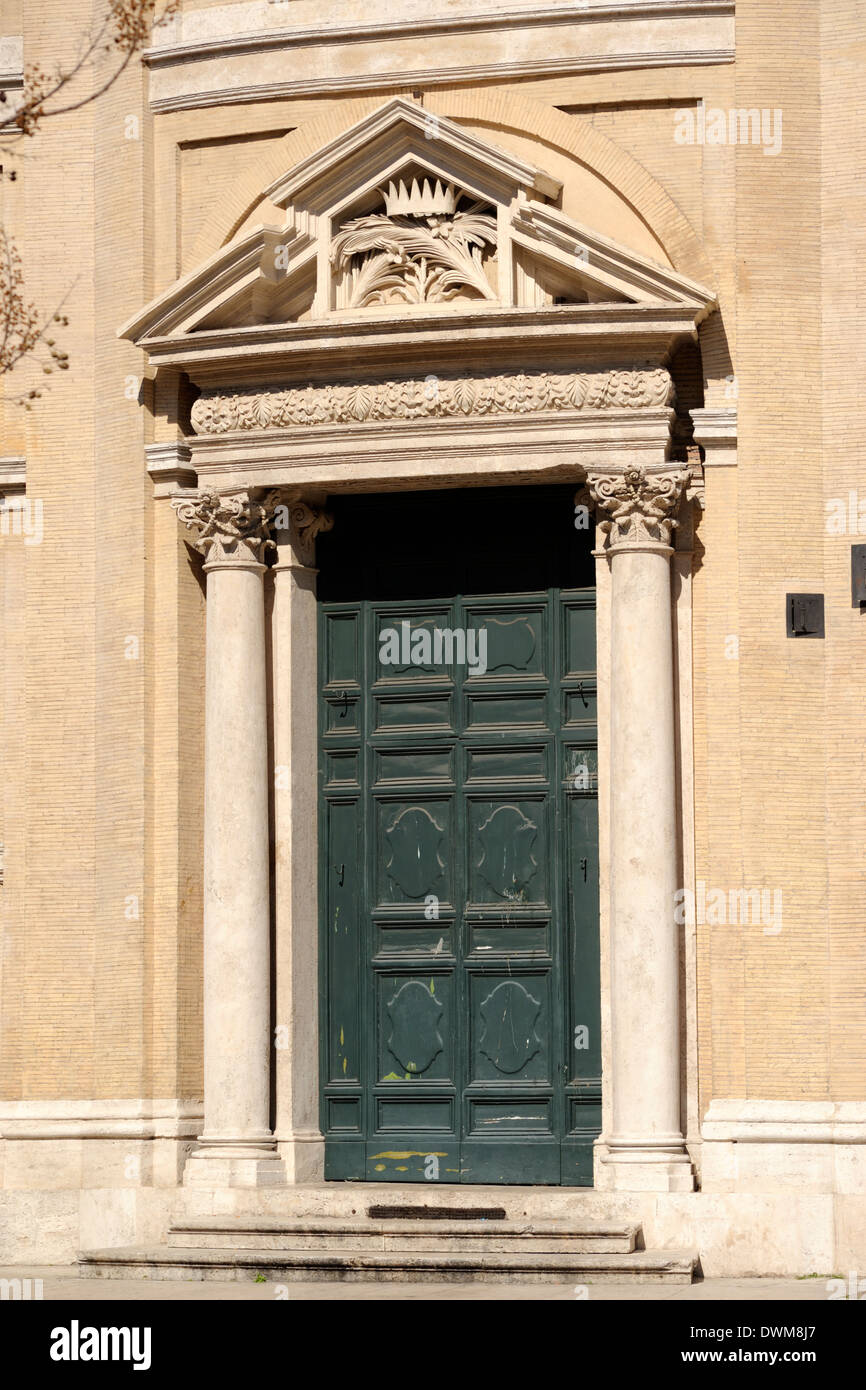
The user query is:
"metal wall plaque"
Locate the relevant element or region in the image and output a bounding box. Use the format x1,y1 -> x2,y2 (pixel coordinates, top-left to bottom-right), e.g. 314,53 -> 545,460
786,593 -> 824,638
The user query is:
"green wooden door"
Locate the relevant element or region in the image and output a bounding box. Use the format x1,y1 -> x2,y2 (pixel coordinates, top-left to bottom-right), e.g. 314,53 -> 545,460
318,486 -> 600,1185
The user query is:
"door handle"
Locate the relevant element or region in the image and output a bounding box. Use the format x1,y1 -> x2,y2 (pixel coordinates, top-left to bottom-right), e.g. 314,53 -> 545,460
335,863 -> 345,887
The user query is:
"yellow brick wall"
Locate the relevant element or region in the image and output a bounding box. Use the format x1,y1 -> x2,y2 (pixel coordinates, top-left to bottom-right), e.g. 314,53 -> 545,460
819,0 -> 866,1097
1,1 -> 863,1120
0,1 -> 206,1100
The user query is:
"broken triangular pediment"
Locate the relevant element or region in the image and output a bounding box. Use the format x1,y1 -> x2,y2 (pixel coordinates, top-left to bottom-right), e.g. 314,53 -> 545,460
121,97 -> 715,345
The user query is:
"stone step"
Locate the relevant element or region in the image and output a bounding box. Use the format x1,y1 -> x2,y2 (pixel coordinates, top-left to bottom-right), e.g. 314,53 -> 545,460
79,1245 -> 697,1285
166,1215 -> 639,1255
174,1182 -> 623,1223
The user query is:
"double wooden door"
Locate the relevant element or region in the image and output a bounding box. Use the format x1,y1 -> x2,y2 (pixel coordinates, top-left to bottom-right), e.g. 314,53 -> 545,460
318,486 -> 600,1184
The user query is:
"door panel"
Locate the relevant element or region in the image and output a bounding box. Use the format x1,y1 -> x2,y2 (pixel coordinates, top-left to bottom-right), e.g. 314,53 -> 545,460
318,486 -> 599,1185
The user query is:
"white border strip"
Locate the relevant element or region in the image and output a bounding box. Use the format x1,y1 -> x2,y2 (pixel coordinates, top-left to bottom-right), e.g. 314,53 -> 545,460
703,1100 -> 866,1143
149,49 -> 735,113
0,1098 -> 203,1140
146,2 -> 736,65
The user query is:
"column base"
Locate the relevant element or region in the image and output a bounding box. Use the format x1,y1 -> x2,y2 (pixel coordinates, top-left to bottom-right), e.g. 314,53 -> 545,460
276,1130 -> 325,1183
183,1142 -> 287,1189
598,1140 -> 696,1192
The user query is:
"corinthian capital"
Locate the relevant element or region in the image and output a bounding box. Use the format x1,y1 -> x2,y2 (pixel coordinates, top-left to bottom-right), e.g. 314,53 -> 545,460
584,466 -> 688,549
265,492 -> 334,568
172,490 -> 279,567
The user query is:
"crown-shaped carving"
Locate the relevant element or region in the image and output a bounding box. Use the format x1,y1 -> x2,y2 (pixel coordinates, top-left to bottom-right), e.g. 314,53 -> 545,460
379,176 -> 458,218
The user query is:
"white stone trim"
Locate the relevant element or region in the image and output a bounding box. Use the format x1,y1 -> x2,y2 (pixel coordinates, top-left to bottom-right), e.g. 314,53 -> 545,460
146,2 -> 735,61
691,406 -> 737,467
703,1100 -> 866,1143
187,409 -> 677,495
144,2 -> 734,111
148,51 -> 735,113
144,442 -> 196,498
0,35 -> 23,90
265,95 -> 561,208
0,1098 -> 203,1140
0,455 -> 26,497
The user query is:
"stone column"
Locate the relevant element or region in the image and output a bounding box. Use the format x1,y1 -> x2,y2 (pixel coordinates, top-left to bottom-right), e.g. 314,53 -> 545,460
586,465 -> 694,1192
173,490 -> 285,1187
271,498 -> 332,1181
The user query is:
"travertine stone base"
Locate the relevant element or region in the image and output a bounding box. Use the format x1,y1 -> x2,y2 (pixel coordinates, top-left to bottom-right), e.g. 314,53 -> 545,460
183,1154 -> 287,1190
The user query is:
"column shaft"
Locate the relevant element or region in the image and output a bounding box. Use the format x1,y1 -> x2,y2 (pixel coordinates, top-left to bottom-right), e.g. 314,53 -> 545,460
587,467 -> 694,1193
608,546 -> 683,1150
200,560 -> 273,1153
173,490 -> 285,1188
272,543 -> 326,1179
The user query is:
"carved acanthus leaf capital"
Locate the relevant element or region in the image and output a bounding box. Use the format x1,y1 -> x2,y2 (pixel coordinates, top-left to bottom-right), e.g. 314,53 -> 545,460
172,490 -> 280,567
264,491 -> 334,568
584,466 -> 689,549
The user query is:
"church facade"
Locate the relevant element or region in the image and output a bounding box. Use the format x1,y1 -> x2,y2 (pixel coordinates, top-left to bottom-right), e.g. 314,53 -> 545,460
0,0 -> 864,1279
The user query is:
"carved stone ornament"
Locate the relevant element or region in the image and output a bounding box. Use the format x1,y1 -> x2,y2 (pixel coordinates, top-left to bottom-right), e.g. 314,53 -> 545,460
265,494 -> 334,568
330,179 -> 497,307
190,368 -> 674,435
585,466 -> 689,548
172,490 -> 281,567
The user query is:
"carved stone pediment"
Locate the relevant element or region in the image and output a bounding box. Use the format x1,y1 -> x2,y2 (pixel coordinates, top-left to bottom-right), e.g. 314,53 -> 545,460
121,97 -> 716,352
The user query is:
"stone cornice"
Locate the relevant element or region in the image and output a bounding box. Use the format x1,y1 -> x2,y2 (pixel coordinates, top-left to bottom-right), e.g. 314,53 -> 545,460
146,2 -> 735,64
147,50 -> 735,113
134,303 -> 706,378
145,2 -> 734,111
691,405 -> 737,467
190,368 -> 674,436
265,95 -> 560,209
145,441 -> 196,498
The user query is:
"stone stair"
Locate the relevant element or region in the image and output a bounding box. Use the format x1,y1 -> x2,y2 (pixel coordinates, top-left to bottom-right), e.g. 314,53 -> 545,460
79,1199 -> 698,1284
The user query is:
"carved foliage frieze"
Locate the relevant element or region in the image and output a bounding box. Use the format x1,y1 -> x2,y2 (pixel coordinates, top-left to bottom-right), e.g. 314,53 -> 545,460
190,368 -> 674,435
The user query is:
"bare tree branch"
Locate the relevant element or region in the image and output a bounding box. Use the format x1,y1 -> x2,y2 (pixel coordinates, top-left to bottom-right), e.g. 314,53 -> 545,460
0,229 -> 72,399
0,2 -> 178,142
0,2 -> 178,392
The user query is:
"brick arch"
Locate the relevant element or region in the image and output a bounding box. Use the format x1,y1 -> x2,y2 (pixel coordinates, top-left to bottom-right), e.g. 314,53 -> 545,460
188,89 -> 713,286
433,89 -> 713,286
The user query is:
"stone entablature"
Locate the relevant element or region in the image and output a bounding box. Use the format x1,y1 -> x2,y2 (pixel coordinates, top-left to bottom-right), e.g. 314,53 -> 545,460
189,368 -> 675,435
